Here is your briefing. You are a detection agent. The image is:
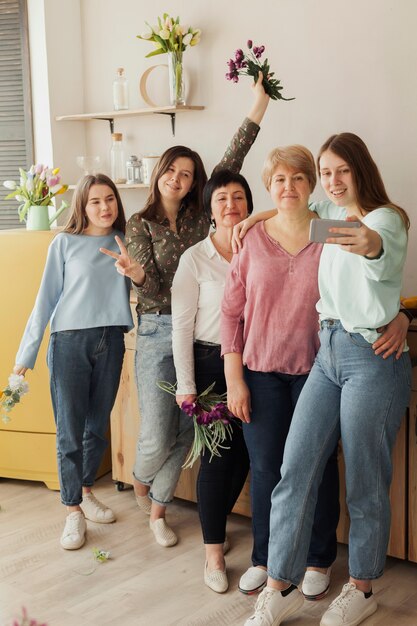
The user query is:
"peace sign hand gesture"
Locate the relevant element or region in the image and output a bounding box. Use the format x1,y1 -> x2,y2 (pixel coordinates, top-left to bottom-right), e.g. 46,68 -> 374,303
100,235 -> 145,285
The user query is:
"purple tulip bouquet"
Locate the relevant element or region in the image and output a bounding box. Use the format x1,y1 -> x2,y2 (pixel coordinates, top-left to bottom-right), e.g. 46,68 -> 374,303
226,40 -> 294,101
157,381 -> 234,468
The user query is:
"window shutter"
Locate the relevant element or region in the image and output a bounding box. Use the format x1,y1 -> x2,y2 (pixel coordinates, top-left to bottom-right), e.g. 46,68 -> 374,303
0,0 -> 33,229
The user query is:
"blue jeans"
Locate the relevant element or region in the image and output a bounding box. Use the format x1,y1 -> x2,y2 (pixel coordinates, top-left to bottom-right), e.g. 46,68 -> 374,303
244,368 -> 339,568
133,314 -> 194,504
48,327 -> 125,506
268,320 -> 412,583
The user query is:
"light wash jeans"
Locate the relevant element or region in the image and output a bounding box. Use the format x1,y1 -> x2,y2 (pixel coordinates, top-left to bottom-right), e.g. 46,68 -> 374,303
133,314 -> 194,505
48,327 -> 125,506
268,320 -> 411,583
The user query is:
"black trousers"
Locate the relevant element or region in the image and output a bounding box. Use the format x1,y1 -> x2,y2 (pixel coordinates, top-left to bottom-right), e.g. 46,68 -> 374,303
194,343 -> 250,544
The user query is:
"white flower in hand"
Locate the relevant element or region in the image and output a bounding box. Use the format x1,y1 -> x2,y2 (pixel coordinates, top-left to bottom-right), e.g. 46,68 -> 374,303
8,374 -> 24,391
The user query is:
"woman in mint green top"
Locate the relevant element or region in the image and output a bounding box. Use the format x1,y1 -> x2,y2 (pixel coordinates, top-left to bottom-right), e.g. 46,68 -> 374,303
244,133 -> 412,626
14,174 -> 133,552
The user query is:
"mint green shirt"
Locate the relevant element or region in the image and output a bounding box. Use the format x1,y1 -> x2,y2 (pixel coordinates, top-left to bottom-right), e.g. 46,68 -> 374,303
309,201 -> 408,344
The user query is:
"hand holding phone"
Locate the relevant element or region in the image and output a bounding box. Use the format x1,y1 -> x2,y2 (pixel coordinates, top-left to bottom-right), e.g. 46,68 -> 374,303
309,219 -> 361,244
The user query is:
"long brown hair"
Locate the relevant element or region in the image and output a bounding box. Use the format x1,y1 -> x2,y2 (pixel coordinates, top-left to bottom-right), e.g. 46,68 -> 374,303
62,174 -> 126,234
141,145 -> 207,221
317,133 -> 409,230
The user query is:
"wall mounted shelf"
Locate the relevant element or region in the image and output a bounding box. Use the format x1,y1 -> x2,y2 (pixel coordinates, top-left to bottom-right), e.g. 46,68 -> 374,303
56,105 -> 204,135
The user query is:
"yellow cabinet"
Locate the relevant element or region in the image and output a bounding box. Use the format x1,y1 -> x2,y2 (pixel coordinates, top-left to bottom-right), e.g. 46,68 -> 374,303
0,229 -> 110,489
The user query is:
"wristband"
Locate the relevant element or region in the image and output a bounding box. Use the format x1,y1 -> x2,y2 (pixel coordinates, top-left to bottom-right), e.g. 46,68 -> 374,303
364,246 -> 384,260
400,308 -> 414,324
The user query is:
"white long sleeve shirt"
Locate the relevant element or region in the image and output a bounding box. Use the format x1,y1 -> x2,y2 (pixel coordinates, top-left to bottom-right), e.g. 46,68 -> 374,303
171,236 -> 229,394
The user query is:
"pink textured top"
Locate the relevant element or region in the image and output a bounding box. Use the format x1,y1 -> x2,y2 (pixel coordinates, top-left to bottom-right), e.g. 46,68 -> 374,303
221,221 -> 322,375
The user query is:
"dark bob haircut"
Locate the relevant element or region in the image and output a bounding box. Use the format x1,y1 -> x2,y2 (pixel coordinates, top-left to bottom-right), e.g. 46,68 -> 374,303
203,169 -> 253,220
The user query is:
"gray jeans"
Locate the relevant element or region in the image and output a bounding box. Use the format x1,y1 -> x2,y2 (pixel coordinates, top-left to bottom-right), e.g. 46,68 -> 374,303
133,314 -> 194,504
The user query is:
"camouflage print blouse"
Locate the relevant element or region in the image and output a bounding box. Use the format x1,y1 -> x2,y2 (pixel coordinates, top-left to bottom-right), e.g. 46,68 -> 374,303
125,117 -> 260,315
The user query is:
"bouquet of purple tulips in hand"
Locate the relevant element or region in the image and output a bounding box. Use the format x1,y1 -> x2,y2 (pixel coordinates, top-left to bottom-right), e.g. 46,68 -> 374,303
226,40 -> 294,101
157,381 -> 234,468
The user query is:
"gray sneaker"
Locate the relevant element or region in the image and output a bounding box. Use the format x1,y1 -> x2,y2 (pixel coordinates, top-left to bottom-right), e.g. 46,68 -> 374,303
320,583 -> 377,626
244,585 -> 304,625
60,511 -> 87,550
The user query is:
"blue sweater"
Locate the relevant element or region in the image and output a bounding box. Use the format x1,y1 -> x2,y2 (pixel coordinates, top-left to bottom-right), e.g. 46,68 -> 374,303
16,231 -> 133,369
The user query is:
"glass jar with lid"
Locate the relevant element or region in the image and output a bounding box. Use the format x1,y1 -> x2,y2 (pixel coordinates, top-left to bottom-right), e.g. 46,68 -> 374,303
110,133 -> 126,184
113,67 -> 129,111
126,155 -> 142,184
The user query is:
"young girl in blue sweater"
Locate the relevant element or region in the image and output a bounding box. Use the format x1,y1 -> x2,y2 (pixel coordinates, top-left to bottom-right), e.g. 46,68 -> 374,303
14,174 -> 133,550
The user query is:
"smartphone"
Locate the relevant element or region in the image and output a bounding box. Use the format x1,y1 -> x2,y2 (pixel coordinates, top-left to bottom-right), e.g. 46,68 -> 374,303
309,219 -> 361,243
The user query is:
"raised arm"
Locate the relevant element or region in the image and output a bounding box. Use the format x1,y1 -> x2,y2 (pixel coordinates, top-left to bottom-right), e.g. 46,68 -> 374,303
246,71 -> 271,125
213,72 -> 270,175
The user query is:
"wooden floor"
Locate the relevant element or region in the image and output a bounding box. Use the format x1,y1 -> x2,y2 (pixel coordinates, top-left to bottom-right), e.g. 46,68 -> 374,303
1,474 -> 417,626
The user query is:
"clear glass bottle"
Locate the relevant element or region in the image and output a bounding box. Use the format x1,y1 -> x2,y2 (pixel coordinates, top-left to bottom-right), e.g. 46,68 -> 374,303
126,155 -> 142,184
110,133 -> 126,183
113,67 -> 128,111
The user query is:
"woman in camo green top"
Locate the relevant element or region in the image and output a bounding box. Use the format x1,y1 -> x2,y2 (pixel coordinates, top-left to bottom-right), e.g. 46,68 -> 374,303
108,74 -> 269,547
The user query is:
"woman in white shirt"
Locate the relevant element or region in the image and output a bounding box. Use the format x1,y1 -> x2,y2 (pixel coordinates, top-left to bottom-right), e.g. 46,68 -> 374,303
171,170 -> 253,593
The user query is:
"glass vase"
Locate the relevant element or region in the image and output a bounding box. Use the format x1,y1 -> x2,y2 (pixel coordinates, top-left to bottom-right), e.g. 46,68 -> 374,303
167,50 -> 185,106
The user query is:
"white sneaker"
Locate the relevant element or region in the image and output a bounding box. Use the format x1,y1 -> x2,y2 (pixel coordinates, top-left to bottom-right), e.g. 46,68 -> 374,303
302,567 -> 332,601
60,511 -> 87,550
320,583 -> 377,626
149,518 -> 177,547
81,492 -> 116,523
244,585 -> 304,625
239,566 -> 268,594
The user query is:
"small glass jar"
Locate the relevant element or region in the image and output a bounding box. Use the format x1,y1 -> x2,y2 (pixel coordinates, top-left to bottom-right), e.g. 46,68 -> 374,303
113,67 -> 129,111
110,133 -> 126,183
126,155 -> 142,184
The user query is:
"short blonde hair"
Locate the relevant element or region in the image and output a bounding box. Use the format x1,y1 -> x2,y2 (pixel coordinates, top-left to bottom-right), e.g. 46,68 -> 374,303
262,145 -> 317,193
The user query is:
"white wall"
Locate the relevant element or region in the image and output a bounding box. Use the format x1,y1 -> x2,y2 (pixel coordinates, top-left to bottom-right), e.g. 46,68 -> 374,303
31,0 -> 417,294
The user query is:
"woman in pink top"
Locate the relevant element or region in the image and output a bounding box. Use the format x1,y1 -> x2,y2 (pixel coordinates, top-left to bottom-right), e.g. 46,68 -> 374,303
221,145 -> 339,598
